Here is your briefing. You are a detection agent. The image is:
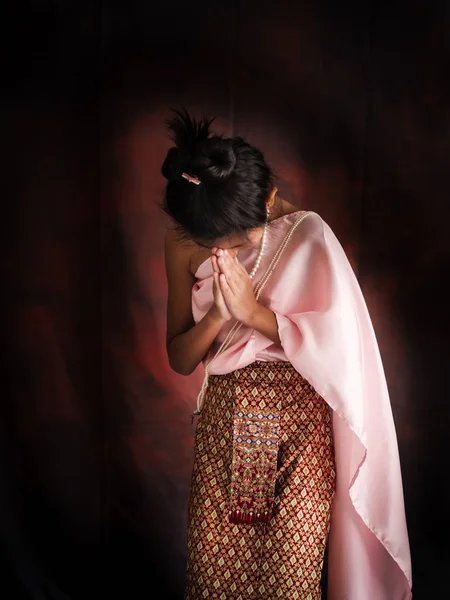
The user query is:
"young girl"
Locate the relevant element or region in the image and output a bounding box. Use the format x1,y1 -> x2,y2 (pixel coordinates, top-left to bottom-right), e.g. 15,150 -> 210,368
161,109 -> 412,600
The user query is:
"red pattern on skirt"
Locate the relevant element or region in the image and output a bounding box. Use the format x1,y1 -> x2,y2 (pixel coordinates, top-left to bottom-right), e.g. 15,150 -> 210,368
185,360 -> 336,600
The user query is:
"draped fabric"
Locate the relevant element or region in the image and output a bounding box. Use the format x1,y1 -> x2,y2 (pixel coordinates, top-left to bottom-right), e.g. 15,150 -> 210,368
185,360 -> 335,599
192,211 -> 412,599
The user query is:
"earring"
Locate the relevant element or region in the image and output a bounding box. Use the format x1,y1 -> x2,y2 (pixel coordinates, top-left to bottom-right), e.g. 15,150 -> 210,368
266,205 -> 270,221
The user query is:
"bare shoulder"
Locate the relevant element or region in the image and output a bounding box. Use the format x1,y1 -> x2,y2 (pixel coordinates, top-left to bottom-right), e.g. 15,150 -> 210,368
164,226 -> 190,252
164,227 -> 196,269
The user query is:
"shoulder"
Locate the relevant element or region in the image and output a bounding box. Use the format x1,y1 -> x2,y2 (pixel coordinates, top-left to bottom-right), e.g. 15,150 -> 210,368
290,210 -> 327,241
281,211 -> 343,260
165,227 -> 194,256
293,212 -> 349,264
164,227 -> 196,274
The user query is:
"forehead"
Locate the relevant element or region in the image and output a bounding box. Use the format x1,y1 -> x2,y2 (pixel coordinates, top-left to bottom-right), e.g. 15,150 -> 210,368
195,231 -> 249,249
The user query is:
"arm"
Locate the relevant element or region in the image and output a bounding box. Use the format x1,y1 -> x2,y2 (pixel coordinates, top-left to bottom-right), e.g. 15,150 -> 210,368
165,229 -> 227,376
246,303 -> 281,346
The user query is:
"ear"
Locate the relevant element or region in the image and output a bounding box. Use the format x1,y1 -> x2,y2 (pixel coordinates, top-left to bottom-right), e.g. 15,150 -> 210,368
266,186 -> 278,208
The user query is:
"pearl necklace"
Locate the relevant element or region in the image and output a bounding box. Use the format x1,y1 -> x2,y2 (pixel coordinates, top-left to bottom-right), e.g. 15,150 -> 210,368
248,209 -> 269,280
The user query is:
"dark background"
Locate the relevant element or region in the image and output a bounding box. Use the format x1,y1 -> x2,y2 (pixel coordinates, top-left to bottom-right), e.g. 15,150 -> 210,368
2,1 -> 449,598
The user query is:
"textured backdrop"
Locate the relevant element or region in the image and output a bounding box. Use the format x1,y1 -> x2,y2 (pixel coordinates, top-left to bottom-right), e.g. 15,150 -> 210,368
2,1 -> 449,598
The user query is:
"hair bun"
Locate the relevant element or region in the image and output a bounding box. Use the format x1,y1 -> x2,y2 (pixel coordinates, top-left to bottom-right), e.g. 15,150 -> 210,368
161,108 -> 236,185
161,108 -> 214,182
191,139 -> 236,185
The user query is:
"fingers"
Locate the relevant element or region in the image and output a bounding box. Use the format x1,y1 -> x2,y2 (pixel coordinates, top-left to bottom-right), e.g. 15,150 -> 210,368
212,248 -> 247,282
213,271 -> 224,306
211,254 -> 220,274
212,247 -> 236,260
217,250 -> 244,292
213,271 -> 225,300
216,251 -> 232,275
217,249 -> 238,270
211,248 -> 221,274
218,271 -> 233,302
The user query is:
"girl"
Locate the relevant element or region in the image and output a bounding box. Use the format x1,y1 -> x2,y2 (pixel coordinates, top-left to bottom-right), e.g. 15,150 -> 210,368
161,109 -> 412,600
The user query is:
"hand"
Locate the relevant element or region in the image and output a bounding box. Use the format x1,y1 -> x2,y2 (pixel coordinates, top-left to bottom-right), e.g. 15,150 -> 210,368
209,251 -> 233,324
211,247 -> 259,326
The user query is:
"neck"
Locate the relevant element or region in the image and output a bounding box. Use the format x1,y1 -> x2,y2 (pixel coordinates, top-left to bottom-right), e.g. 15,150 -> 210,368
268,195 -> 287,222
250,196 -> 284,244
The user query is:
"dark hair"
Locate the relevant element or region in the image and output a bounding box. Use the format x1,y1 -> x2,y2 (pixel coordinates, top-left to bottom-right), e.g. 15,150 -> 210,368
159,108 -> 274,242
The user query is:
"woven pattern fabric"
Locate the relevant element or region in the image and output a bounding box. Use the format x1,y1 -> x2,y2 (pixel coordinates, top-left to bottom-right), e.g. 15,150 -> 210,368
229,398 -> 281,524
184,361 -> 336,600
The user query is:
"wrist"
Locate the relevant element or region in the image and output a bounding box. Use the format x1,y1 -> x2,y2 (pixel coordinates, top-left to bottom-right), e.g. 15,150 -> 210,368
207,306 -> 228,327
243,302 -> 281,346
243,301 -> 262,328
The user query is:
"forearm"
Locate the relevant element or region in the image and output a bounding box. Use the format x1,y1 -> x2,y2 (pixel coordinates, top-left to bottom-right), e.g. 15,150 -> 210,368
168,308 -> 227,376
246,303 -> 282,346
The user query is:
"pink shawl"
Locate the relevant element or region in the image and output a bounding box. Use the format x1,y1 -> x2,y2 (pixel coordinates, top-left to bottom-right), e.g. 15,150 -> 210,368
193,211 -> 412,598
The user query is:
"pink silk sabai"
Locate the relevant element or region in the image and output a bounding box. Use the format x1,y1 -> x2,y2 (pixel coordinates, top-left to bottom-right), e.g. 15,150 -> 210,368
191,210 -> 412,599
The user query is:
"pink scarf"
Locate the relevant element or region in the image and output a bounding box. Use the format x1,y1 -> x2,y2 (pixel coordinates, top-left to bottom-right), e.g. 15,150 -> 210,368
194,211 -> 413,599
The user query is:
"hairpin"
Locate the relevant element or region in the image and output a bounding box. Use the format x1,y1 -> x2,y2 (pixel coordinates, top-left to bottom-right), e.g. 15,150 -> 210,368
181,172 -> 201,185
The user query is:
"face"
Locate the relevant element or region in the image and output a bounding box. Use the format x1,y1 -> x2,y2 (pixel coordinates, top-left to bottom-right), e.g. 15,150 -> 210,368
194,227 -> 264,258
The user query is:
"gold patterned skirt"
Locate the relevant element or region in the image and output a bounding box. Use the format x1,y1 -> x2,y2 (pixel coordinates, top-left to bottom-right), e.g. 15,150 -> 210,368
184,360 -> 336,600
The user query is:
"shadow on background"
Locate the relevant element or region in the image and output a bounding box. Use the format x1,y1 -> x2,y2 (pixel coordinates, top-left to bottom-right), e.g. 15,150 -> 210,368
1,1 -> 449,598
